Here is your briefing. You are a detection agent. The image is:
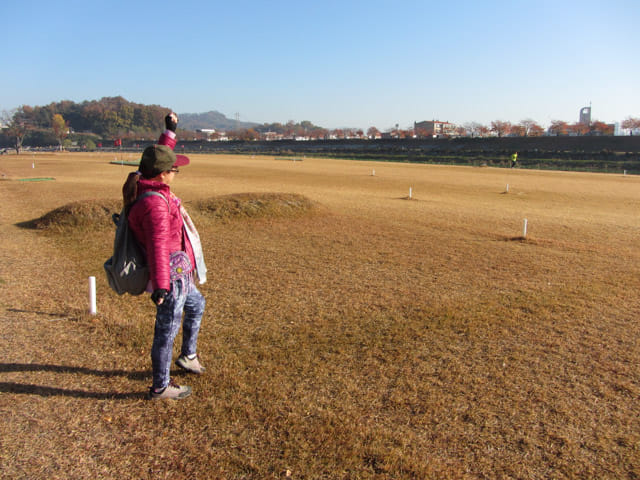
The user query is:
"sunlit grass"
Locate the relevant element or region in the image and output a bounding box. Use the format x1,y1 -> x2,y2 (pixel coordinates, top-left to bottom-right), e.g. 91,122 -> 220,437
0,152 -> 639,478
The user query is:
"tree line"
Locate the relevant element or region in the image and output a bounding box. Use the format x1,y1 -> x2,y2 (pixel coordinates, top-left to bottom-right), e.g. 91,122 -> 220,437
2,96 -> 639,154
1,97 -> 171,153
192,117 -> 630,142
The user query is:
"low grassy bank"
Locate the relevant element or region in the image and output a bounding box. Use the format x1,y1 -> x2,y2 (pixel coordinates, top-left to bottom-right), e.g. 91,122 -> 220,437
270,152 -> 640,174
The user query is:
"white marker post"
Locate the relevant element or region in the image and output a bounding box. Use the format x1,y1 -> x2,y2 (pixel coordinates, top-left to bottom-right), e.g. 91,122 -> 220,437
89,276 -> 97,315
409,187 -> 413,199
506,183 -> 509,193
372,169 -> 375,176
523,218 -> 528,238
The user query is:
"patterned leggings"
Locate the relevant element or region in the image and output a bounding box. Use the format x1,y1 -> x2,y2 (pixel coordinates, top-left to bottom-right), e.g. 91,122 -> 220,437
151,280 -> 206,390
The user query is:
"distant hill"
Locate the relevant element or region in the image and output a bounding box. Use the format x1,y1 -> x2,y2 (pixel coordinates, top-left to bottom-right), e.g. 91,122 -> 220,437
178,111 -> 258,131
7,96 -> 171,138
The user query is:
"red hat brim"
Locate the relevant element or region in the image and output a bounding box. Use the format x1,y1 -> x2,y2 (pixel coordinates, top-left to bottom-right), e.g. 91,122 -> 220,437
174,154 -> 190,167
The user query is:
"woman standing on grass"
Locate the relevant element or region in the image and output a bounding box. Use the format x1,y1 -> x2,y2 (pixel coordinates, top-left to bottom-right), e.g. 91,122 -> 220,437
122,112 -> 207,400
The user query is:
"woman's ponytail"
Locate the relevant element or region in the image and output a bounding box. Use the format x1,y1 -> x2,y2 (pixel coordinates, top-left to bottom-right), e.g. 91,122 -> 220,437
122,171 -> 142,210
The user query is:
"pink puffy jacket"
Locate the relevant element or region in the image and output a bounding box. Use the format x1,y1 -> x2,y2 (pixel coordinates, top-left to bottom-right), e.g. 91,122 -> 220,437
128,130 -> 195,291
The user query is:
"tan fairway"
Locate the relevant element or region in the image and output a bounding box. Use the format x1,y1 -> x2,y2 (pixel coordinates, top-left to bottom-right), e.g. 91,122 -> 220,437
1,152 -> 639,479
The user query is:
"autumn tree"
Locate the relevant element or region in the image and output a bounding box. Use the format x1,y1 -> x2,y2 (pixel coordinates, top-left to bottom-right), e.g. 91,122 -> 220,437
224,129 -> 239,140
52,114 -> 68,150
621,117 -> 640,135
518,118 -> 542,137
590,121 -> 614,136
567,122 -> 590,136
414,127 -> 428,138
367,127 -> 380,139
2,107 -> 31,154
299,120 -> 315,134
548,120 -> 569,136
510,124 -> 526,136
528,124 -> 545,137
395,129 -> 412,139
463,122 -> 483,137
284,121 -> 296,138
309,127 -> 328,139
490,120 -> 511,137
239,128 -> 259,141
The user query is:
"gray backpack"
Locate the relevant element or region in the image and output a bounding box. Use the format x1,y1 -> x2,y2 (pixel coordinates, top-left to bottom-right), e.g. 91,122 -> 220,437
104,191 -> 169,295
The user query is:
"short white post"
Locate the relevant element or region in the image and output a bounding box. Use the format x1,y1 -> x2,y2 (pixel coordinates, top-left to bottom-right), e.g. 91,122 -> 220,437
372,169 -> 375,176
409,187 -> 413,199
32,162 -> 35,169
506,183 -> 509,193
624,170 -> 627,176
523,218 -> 528,238
89,276 -> 97,315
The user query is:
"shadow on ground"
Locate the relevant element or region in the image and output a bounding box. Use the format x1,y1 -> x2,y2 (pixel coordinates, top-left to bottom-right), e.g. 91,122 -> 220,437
0,363 -> 149,399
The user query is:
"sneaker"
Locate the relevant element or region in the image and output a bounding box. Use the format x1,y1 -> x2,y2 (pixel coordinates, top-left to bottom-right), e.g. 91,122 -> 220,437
149,379 -> 192,400
176,354 -> 206,374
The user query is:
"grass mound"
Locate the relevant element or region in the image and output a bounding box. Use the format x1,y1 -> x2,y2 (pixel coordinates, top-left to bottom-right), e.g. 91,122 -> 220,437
21,199 -> 122,231
191,192 -> 318,222
22,193 -> 318,232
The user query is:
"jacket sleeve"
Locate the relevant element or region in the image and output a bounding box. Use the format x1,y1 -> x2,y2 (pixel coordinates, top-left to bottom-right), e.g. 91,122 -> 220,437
139,196 -> 172,291
158,130 -> 177,150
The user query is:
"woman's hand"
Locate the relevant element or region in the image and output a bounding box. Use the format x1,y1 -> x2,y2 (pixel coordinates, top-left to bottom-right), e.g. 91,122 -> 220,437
151,289 -> 169,305
165,112 -> 178,132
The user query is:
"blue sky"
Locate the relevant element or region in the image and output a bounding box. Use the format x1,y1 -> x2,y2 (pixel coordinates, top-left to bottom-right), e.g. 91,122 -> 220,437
2,0 -> 638,130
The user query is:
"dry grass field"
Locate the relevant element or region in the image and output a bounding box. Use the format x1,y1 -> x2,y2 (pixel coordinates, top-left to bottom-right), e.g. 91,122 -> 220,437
0,152 -> 638,479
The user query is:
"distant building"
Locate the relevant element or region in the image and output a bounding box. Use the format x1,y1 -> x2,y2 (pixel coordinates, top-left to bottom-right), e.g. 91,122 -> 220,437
263,131 -> 283,141
414,120 -> 457,138
197,128 -> 217,140
579,106 -> 592,125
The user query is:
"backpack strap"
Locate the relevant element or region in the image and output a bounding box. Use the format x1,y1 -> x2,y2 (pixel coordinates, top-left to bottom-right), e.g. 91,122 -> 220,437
136,191 -> 170,212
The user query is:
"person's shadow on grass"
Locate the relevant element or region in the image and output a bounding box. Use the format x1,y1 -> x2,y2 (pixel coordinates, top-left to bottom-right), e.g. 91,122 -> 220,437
0,363 -> 149,399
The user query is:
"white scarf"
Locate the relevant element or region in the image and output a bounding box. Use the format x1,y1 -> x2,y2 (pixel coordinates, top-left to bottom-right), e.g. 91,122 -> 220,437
181,205 -> 207,284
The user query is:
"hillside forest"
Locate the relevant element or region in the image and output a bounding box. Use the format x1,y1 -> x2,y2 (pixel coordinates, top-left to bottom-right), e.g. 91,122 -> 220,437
0,97 -> 327,153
